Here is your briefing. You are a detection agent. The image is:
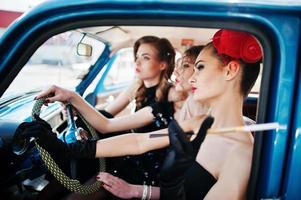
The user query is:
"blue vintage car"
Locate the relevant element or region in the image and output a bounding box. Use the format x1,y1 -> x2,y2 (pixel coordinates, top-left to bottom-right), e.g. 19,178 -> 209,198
0,0 -> 300,199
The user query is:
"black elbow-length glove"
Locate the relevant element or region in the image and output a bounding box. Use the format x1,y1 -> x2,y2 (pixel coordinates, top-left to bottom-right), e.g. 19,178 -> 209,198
15,115 -> 97,160
159,116 -> 214,200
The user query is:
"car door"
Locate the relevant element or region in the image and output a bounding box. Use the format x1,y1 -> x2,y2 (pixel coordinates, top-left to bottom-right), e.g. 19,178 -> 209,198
280,46 -> 301,199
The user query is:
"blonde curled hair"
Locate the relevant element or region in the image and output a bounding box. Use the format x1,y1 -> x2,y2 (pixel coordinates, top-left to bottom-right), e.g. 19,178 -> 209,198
133,36 -> 175,109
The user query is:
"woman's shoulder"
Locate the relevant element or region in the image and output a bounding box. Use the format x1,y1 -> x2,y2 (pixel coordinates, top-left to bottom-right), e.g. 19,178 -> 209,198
220,136 -> 253,173
222,131 -> 253,155
208,136 -> 253,199
230,140 -> 253,160
204,132 -> 253,170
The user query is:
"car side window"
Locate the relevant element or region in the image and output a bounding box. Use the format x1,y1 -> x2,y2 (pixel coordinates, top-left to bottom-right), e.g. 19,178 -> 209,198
103,48 -> 136,90
2,31 -> 105,98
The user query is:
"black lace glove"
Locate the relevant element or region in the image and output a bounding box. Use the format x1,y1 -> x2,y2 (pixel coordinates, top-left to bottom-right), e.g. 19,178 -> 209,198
15,115 -> 97,160
159,116 -> 214,200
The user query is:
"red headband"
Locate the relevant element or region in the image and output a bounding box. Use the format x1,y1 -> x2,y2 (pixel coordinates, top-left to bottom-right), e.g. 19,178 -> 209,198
212,29 -> 262,63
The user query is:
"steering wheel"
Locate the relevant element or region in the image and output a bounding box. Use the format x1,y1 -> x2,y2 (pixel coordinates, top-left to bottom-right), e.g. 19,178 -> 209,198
59,104 -> 79,143
30,97 -> 105,195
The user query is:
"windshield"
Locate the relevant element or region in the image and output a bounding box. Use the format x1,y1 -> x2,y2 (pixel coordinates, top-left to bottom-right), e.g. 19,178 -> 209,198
1,31 -> 105,99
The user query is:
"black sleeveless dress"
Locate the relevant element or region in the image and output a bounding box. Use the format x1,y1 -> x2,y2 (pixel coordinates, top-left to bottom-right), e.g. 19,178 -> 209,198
160,162 -> 216,200
106,84 -> 174,186
183,161 -> 217,199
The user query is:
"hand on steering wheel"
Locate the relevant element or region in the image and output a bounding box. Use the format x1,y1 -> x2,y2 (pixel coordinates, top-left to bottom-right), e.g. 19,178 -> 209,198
35,85 -> 75,105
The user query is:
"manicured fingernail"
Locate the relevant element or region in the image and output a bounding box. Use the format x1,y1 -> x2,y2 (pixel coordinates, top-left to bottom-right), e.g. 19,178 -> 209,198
34,96 -> 37,100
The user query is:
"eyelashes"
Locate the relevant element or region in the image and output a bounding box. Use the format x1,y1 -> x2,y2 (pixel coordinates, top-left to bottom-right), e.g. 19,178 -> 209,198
135,55 -> 150,61
195,63 -> 204,70
143,56 -> 150,61
182,63 -> 191,68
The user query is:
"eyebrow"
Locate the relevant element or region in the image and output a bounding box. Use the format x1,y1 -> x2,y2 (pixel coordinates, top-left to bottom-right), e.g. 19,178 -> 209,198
195,60 -> 205,66
136,53 -> 151,57
182,58 -> 193,63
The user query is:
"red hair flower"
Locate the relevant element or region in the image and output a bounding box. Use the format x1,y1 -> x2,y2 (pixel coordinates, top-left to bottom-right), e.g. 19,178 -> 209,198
212,29 -> 262,63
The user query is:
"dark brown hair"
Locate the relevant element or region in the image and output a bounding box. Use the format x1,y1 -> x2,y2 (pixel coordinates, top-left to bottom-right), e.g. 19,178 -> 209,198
183,45 -> 204,62
204,42 -> 260,97
134,36 -> 175,109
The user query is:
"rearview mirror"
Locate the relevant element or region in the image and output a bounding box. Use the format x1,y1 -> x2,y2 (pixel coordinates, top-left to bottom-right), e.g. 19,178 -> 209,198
77,43 -> 92,57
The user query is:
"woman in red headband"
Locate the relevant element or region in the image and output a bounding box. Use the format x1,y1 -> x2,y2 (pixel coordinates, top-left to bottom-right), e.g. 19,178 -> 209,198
159,29 -> 262,199
18,29 -> 262,199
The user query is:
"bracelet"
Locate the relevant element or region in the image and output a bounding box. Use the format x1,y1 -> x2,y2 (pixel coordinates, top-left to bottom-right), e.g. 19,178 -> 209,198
147,185 -> 152,200
142,184 -> 148,200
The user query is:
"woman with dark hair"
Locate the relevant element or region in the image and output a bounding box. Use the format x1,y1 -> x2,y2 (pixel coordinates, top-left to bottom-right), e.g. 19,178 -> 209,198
173,45 -> 209,121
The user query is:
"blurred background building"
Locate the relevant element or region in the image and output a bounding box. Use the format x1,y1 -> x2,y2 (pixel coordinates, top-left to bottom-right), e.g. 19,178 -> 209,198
0,0 -> 45,36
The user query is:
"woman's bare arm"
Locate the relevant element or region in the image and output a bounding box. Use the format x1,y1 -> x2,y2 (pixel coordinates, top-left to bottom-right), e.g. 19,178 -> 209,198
70,92 -> 160,133
102,89 -> 131,116
97,172 -> 161,199
131,185 -> 160,199
95,128 -> 169,157
104,80 -> 140,116
36,84 -> 159,133
94,117 -> 200,157
101,107 -> 154,133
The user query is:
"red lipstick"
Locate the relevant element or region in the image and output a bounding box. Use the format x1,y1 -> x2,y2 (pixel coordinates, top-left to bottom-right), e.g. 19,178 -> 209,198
191,87 -> 197,93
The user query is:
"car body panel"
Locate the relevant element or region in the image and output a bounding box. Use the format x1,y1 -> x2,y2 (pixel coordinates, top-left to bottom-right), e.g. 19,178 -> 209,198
281,58 -> 301,199
254,16 -> 300,198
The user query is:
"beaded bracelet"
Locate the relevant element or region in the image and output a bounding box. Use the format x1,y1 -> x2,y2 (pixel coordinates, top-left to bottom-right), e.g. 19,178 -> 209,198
147,185 -> 152,200
142,184 -> 148,200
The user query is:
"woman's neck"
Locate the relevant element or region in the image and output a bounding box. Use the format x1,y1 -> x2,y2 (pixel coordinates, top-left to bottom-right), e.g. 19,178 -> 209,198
209,92 -> 245,129
186,89 -> 193,96
143,76 -> 161,88
179,88 -> 192,100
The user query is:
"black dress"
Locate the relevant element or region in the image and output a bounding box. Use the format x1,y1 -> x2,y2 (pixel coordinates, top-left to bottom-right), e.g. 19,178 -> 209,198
106,84 -> 174,186
159,161 -> 216,200
183,161 -> 217,199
